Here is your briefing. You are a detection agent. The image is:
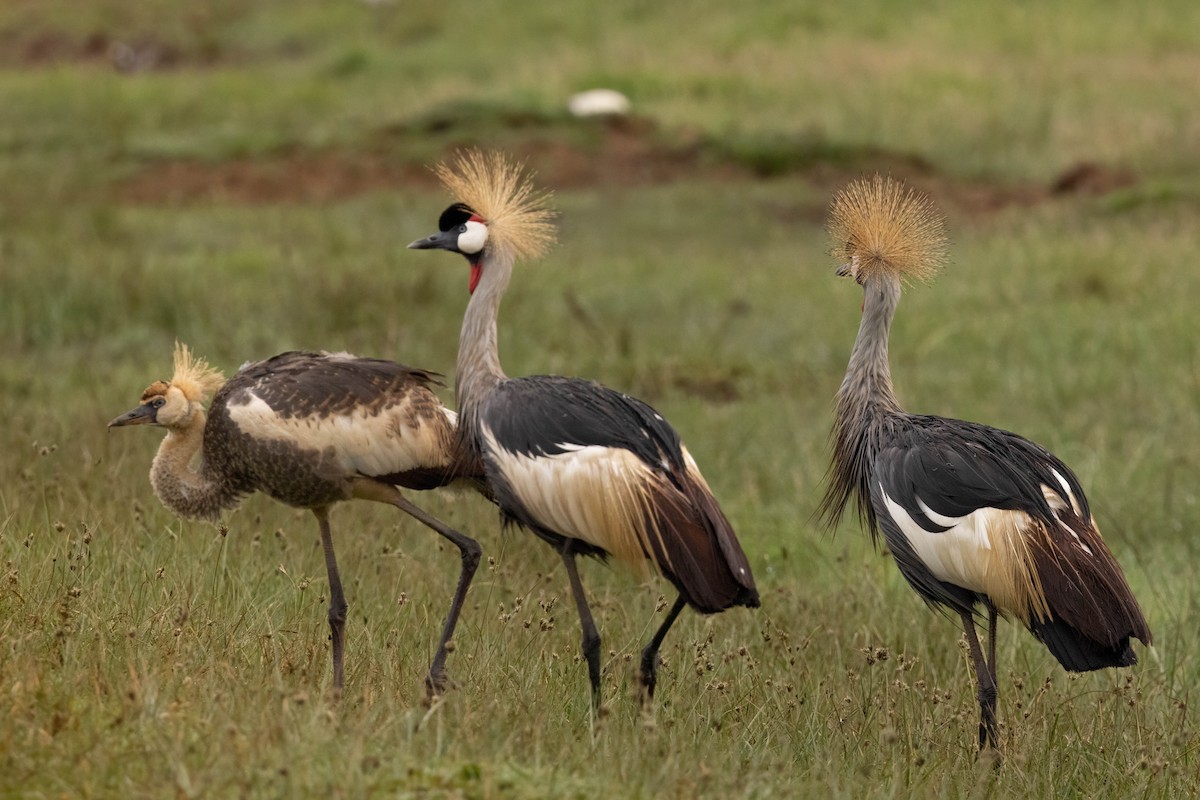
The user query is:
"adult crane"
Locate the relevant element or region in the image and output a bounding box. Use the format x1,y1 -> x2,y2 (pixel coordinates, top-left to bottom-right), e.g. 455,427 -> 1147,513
109,344 -> 482,700
408,150 -> 759,708
818,175 -> 1151,754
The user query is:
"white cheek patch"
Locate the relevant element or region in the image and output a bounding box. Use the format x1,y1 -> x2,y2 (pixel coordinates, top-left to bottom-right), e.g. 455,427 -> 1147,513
457,220 -> 488,254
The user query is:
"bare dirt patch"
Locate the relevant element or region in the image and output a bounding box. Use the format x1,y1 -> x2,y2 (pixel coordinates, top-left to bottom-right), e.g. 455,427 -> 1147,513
113,115 -> 1139,215
0,30 -> 226,72
118,152 -> 434,206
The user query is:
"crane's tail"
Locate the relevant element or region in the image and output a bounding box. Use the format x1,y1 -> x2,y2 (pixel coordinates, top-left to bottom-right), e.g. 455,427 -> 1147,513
644,468 -> 759,614
1027,514 -> 1151,672
1029,616 -> 1139,671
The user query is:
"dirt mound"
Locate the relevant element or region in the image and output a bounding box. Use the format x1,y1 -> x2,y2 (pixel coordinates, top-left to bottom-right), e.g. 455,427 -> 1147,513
114,114 -> 1138,214
118,152 -> 433,205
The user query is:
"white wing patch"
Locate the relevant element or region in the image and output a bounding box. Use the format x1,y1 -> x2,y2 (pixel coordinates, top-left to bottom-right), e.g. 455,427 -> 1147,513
482,426 -> 663,574
880,485 -> 1050,622
228,393 -> 455,478
1041,471 -> 1093,556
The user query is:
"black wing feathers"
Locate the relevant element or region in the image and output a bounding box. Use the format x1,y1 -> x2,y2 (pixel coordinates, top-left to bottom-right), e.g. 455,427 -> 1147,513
484,376 -> 683,470
876,415 -> 1086,532
874,414 -> 1149,670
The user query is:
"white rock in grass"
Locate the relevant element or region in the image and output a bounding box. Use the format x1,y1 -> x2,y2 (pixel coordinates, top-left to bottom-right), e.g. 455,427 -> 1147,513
568,89 -> 632,118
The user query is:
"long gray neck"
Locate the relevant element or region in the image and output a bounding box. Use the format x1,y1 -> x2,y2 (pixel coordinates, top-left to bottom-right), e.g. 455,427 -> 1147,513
454,248 -> 513,459
820,274 -> 905,535
837,274 -> 903,415
149,411 -> 244,522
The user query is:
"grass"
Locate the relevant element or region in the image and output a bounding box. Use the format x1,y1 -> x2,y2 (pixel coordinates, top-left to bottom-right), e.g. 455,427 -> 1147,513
2,1 -> 1199,797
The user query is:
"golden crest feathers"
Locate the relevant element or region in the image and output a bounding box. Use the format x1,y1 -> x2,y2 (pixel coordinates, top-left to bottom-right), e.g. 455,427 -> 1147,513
434,149 -> 557,262
170,342 -> 226,403
828,175 -> 947,284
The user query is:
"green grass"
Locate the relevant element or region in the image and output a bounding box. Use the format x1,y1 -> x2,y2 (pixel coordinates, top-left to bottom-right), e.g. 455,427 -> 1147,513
2,1 -> 1199,797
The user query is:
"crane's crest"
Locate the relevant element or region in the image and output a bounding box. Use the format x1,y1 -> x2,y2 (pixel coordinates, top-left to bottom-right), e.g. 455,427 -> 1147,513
828,175 -> 947,284
433,149 -> 556,262
170,342 -> 226,403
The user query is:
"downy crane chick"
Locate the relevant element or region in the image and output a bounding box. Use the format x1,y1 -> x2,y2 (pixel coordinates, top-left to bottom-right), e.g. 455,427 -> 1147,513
819,175 -> 1151,755
409,150 -> 759,709
110,344 -> 482,699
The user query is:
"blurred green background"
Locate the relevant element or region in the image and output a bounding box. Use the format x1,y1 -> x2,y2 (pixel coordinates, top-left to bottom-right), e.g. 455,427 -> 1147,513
1,1 -> 1198,797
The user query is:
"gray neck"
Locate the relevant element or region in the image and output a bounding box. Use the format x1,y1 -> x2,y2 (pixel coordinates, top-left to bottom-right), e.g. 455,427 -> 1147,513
819,274 -> 904,535
455,248 -> 513,453
837,274 -> 903,416
149,411 -> 243,522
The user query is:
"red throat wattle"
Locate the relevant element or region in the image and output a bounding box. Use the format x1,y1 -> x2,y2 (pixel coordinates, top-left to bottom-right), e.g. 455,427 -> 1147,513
469,262 -> 482,294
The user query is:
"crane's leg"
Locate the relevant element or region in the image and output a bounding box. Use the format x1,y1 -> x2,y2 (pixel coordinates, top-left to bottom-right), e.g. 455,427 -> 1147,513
639,594 -> 686,707
559,543 -> 602,709
390,493 -> 481,701
959,609 -> 1000,757
352,479 -> 482,702
986,604 -> 999,690
314,507 -> 347,696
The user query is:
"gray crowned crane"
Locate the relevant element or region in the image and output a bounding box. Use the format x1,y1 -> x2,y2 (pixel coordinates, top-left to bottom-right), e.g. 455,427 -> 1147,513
109,344 -> 482,700
818,175 -> 1152,754
408,150 -> 759,707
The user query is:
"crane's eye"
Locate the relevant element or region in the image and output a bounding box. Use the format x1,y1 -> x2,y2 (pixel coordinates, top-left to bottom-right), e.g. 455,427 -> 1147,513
457,220 -> 489,255
152,397 -> 166,408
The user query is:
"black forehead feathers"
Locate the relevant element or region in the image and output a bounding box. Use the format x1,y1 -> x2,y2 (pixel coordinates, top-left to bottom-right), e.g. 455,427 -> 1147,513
438,203 -> 477,232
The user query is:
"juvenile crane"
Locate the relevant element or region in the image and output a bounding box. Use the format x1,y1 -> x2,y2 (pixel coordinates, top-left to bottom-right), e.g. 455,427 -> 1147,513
409,150 -> 759,707
818,175 -> 1151,753
109,344 -> 482,699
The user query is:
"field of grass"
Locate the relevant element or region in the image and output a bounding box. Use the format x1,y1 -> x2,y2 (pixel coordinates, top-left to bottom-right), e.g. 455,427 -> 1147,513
2,1 -> 1199,797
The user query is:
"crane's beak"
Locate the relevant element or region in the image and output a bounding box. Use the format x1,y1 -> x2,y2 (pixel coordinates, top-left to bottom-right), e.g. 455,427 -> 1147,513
108,403 -> 157,428
408,230 -> 457,252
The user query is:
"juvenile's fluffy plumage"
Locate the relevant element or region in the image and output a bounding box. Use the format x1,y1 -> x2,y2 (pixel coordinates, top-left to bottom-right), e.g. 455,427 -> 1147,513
111,348 -> 482,701
170,341 -> 226,404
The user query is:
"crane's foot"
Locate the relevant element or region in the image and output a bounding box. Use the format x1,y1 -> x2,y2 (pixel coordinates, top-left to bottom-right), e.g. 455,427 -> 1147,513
976,712 -> 1002,769
423,669 -> 457,707
977,744 -> 1002,771
638,652 -> 659,709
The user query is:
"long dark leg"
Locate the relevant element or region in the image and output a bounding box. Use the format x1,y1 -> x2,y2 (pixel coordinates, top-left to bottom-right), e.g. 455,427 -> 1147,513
387,492 -> 482,701
959,609 -> 999,755
351,479 -> 482,701
639,594 -> 686,706
314,508 -> 347,695
560,543 -> 602,708
986,604 -> 999,690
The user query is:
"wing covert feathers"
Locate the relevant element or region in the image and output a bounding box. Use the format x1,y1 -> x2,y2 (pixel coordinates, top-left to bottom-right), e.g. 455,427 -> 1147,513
479,377 -> 757,613
870,418 -> 1150,670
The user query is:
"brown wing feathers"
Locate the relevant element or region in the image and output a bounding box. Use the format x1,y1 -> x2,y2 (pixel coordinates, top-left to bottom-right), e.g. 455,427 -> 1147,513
1028,513 -> 1152,670
644,467 -> 760,613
